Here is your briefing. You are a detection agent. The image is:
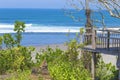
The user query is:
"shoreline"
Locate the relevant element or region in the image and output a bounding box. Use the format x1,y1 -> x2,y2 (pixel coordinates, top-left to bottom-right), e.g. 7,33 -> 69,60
33,44 -> 68,51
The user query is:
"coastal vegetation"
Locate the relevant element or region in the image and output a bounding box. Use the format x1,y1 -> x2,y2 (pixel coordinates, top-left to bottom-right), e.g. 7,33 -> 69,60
0,21 -> 118,80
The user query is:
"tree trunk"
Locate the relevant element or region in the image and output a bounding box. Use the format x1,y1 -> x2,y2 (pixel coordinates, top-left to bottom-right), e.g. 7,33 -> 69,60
85,0 -> 92,44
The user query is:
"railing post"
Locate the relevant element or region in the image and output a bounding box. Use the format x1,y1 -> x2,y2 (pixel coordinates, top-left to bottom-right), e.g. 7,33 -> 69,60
107,31 -> 110,50
91,28 -> 96,80
119,69 -> 120,80
91,52 -> 96,80
85,27 -> 92,44
117,52 -> 120,80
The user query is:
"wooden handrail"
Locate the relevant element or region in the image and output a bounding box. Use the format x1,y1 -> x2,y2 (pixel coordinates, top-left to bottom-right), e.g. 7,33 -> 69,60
98,30 -> 120,33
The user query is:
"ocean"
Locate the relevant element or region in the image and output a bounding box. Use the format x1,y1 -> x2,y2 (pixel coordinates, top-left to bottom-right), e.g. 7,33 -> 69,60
0,8 -> 120,46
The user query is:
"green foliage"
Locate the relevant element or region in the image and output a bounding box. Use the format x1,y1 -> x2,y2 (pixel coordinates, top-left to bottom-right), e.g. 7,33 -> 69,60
65,39 -> 85,62
0,21 -> 37,76
96,58 -> 118,80
79,28 -> 85,43
14,21 -> 26,47
0,21 -> 37,79
14,21 -> 26,32
3,34 -> 15,48
36,40 -> 91,80
19,46 -> 35,70
80,28 -> 84,35
48,52 -> 92,80
37,48 -> 91,80
80,51 -> 92,71
6,70 -> 31,80
36,38 -> 118,80
2,21 -> 26,49
0,46 -> 35,74
0,21 -> 118,80
0,36 -> 3,45
48,59 -> 91,80
36,47 -> 63,67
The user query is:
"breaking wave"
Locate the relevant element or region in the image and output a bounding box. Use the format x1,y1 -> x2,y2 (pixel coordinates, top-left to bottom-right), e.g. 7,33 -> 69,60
0,24 -> 82,33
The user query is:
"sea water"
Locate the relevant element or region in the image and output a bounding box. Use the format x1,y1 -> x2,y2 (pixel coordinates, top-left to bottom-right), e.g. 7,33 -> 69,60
0,8 -> 120,46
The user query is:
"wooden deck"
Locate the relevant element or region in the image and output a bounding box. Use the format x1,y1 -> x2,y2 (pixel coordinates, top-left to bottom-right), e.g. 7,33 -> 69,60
84,29 -> 120,55
84,28 -> 120,80
84,45 -> 119,55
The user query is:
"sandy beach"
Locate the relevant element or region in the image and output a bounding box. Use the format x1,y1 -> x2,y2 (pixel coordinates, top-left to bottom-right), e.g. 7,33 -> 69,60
34,44 -> 67,52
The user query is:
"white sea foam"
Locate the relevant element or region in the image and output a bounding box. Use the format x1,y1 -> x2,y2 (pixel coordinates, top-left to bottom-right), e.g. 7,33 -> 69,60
0,24 -> 81,33
0,24 -> 119,33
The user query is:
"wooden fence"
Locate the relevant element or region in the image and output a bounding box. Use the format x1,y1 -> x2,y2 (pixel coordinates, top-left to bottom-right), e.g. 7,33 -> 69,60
97,30 -> 120,51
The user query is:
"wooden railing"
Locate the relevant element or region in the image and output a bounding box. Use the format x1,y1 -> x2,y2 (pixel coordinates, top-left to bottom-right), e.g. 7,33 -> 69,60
84,28 -> 120,51
96,30 -> 120,51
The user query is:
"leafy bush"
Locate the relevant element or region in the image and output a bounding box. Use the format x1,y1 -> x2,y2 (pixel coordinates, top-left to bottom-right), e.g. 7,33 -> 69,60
80,50 -> 92,71
65,39 -> 84,62
36,47 -> 63,67
36,40 -> 92,80
96,58 -> 118,80
36,38 -> 118,80
0,21 -> 26,49
14,21 -> 26,47
3,34 -> 15,48
48,56 -> 91,80
0,46 -> 35,74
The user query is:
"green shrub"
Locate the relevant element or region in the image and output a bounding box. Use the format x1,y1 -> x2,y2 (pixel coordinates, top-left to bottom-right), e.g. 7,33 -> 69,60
14,21 -> 26,47
96,58 -> 118,80
1,21 -> 26,49
36,42 -> 91,80
36,47 -> 63,66
3,34 -> 15,48
36,39 -> 118,80
0,46 -> 35,74
65,39 -> 84,62
80,50 -> 92,71
48,57 -> 91,80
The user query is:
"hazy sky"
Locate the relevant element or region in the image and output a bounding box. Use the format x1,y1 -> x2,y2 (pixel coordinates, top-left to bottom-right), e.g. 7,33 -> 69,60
0,0 -> 67,9
0,0 -> 101,9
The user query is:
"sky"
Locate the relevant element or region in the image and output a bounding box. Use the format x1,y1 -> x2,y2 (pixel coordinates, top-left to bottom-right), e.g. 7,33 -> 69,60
0,0 -> 102,10
0,0 -> 67,9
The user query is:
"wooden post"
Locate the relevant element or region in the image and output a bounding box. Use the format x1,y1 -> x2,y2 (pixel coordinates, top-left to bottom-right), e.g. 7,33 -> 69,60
117,56 -> 120,80
119,69 -> 120,80
107,31 -> 110,50
91,52 -> 96,80
91,28 -> 96,80
92,28 -> 96,49
117,52 -> 120,80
